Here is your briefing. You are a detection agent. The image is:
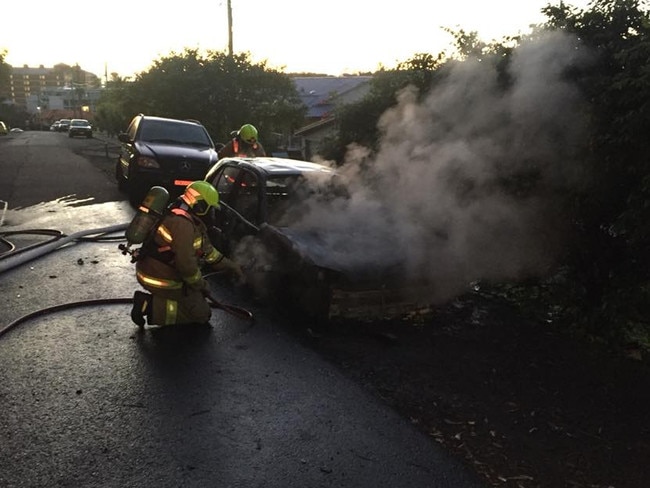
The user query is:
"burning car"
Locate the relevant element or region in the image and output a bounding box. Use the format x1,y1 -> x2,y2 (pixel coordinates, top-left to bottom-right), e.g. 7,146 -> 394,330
203,157 -> 434,323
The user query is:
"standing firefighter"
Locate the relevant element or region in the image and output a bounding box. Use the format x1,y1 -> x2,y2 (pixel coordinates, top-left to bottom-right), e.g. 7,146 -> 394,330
130,181 -> 242,327
218,123 -> 266,159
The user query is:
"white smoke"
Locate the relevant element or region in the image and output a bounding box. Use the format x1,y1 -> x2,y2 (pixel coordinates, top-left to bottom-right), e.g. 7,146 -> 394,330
294,31 -> 592,303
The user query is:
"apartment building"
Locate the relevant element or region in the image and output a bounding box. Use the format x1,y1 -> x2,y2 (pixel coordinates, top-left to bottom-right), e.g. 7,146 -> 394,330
5,64 -> 101,123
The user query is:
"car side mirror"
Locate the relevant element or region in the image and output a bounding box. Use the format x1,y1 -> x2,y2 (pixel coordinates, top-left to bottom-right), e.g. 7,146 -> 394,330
118,133 -> 130,143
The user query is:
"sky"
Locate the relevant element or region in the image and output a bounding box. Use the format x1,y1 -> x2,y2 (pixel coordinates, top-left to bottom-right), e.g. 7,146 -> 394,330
1,0 -> 590,80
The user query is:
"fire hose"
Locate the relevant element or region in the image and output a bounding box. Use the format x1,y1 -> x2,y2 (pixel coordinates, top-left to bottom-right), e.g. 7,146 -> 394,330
0,224 -> 254,338
204,290 -> 254,322
0,294 -> 254,339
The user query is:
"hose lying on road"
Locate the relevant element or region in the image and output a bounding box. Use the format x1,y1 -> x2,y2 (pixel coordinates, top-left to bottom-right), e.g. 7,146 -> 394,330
0,297 -> 254,339
0,229 -> 65,259
204,291 -> 254,322
0,223 -> 255,338
0,223 -> 129,275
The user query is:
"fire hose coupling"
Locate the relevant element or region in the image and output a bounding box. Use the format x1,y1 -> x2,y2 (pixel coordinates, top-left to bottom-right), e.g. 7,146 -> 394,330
118,243 -> 142,262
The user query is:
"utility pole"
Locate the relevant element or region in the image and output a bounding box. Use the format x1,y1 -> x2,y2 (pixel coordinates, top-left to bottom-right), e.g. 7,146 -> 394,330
227,0 -> 233,56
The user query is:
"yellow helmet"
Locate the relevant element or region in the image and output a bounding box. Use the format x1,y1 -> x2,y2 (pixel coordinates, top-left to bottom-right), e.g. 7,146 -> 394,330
238,124 -> 258,145
182,181 -> 220,215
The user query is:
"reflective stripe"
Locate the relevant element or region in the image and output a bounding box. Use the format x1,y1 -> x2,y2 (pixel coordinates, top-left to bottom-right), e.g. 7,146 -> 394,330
136,270 -> 183,290
164,299 -> 178,325
158,221 -> 202,255
157,224 -> 173,243
205,248 -> 221,264
184,268 -> 203,284
185,187 -> 201,205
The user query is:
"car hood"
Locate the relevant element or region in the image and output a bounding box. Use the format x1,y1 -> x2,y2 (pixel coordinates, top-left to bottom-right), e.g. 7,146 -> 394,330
137,141 -> 218,162
258,223 -> 408,284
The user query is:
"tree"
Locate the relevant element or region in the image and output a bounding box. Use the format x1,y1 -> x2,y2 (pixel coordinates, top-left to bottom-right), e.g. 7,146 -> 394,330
538,0 -> 650,344
101,49 -> 306,150
94,76 -> 134,136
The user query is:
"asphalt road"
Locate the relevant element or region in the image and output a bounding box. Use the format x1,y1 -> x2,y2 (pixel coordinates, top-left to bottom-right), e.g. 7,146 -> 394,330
0,131 -> 485,487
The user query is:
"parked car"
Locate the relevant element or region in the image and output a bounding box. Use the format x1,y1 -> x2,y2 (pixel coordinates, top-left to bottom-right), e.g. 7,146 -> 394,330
0,121 -> 7,135
68,118 -> 93,138
50,121 -> 61,131
203,156 -> 434,324
57,119 -> 71,132
115,114 -> 220,205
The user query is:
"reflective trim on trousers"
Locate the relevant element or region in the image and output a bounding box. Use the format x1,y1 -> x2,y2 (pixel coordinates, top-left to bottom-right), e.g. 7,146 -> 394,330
164,299 -> 178,325
136,270 -> 183,290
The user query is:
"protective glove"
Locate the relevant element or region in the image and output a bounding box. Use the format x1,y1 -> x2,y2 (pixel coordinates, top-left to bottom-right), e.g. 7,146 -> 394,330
187,277 -> 209,291
212,257 -> 245,285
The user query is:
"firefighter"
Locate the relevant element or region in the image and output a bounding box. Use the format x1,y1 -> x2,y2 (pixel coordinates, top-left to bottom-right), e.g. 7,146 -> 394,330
131,181 -> 242,327
218,123 -> 266,159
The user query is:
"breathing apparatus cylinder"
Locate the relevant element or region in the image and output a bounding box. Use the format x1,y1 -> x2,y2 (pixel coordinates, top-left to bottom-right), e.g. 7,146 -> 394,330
125,186 -> 170,246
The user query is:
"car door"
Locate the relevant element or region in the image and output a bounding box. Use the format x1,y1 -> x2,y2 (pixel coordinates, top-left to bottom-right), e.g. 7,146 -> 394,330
118,116 -> 140,180
206,165 -> 261,255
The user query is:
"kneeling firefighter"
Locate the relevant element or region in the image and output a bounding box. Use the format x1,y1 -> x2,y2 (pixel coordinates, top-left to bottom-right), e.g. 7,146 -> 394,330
130,181 -> 243,327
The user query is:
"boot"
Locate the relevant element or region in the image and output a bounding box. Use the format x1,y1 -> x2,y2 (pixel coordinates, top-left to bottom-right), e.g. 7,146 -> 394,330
131,291 -> 152,327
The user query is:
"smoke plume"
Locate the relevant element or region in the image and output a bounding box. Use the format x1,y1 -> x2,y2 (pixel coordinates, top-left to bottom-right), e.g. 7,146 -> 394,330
295,31 -> 592,304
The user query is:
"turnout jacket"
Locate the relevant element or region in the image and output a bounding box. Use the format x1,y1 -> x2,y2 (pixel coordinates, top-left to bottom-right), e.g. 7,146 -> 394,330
135,207 -> 222,291
218,136 -> 266,159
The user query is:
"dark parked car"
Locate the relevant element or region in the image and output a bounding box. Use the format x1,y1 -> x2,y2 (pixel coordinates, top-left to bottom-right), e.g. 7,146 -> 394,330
68,118 -> 93,138
203,157 -> 433,324
115,114 -> 219,205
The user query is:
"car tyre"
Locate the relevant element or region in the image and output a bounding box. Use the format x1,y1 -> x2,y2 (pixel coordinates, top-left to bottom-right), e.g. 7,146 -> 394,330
126,176 -> 147,207
115,160 -> 128,192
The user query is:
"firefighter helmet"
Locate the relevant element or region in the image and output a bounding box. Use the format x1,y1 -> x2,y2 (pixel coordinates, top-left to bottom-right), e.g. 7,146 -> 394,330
182,181 -> 220,216
238,124 -> 258,145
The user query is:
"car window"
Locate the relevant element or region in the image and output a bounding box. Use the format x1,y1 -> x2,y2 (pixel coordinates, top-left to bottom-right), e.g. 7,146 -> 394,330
126,117 -> 139,140
211,166 -> 240,205
265,175 -> 304,226
139,120 -> 211,146
265,173 -> 348,226
230,170 -> 260,224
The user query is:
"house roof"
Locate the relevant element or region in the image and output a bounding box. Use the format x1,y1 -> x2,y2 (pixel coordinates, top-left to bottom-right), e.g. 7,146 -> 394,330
294,116 -> 336,137
293,76 -> 372,119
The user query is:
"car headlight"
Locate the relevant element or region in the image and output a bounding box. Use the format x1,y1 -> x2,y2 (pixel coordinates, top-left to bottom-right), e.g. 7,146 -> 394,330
136,156 -> 160,168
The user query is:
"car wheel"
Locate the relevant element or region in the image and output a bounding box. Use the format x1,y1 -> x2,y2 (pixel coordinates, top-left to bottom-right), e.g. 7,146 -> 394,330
115,159 -> 128,191
292,269 -> 332,327
126,177 -> 147,207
